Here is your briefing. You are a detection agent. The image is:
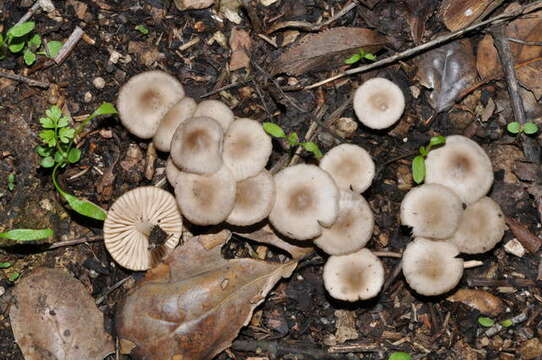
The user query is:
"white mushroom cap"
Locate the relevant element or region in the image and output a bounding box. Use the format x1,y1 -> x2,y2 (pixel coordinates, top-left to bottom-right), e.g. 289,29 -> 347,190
425,135 -> 493,204
104,187 -> 183,271
447,197 -> 505,254
314,191 -> 374,255
323,248 -> 385,301
223,118 -> 273,181
175,165 -> 236,226
166,157 -> 182,187
400,183 -> 463,239
353,78 -> 405,129
117,71 -> 185,139
170,116 -> 224,175
226,170 -> 276,226
193,100 -> 234,131
402,237 -> 463,296
269,164 -> 339,240
319,144 -> 375,193
153,97 -> 197,152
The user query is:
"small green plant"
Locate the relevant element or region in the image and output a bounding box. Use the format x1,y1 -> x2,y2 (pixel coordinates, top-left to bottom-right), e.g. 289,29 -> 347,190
500,319 -> 513,328
135,24 -> 150,35
0,262 -> 12,269
7,173 -> 15,191
0,228 -> 54,241
8,272 -> 20,282
389,352 -> 412,360
263,122 -> 323,160
345,48 -> 377,65
507,121 -> 538,135
412,136 -> 446,184
478,316 -> 495,327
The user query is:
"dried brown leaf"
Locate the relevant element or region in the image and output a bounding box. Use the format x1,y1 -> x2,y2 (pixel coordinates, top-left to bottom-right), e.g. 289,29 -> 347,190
505,217 -> 541,253
404,0 -> 434,44
271,27 -> 388,76
116,237 -> 297,360
9,268 -> 114,360
174,0 -> 214,11
229,28 -> 252,71
447,288 -> 505,316
440,0 -> 501,31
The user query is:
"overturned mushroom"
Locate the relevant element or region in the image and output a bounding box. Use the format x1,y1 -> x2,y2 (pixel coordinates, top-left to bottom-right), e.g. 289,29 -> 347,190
117,71 -> 185,139
425,135 -> 493,204
400,183 -> 463,239
319,144 -> 375,193
193,100 -> 234,131
104,187 -> 183,271
402,237 -> 463,296
323,248 -> 384,301
153,97 -> 197,152
227,170 -> 275,226
314,191 -> 374,256
353,77 -> 405,129
269,164 -> 339,240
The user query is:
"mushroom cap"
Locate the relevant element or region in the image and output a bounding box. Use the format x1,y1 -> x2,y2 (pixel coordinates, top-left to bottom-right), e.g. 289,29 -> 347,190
153,97 -> 197,152
447,197 -> 505,254
319,144 -> 375,193
226,170 -> 276,226
400,183 -> 463,239
175,165 -> 236,226
104,187 -> 183,271
353,77 -> 405,129
323,248 -> 385,301
223,118 -> 273,181
193,100 -> 234,131
425,135 -> 493,204
402,237 -> 463,296
170,116 -> 224,175
269,164 -> 339,240
117,71 -> 185,139
314,191 -> 374,255
166,157 -> 182,187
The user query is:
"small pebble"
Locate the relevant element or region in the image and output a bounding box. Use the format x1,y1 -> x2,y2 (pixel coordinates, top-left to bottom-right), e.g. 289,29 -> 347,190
504,239 -> 526,257
93,77 -> 105,89
84,91 -> 93,103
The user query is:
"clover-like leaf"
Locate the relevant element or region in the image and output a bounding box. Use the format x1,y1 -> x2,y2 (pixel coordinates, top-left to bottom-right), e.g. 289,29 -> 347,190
8,41 -> 25,53
478,317 -> 495,327
507,122 -> 521,134
40,156 -> 55,168
39,130 -> 56,147
59,127 -> 75,143
39,117 -> 56,129
57,116 -> 70,128
46,106 -> 62,121
46,41 -> 63,58
27,33 -> 41,50
68,148 -> 81,164
23,49 -> 36,65
7,21 -> 35,38
523,122 -> 538,135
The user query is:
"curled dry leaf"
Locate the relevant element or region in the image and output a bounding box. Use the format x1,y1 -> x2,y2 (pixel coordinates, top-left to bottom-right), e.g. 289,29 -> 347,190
271,27 -> 388,76
116,236 -> 297,360
447,288 -> 505,316
229,28 -> 252,71
9,268 -> 114,360
440,0 -> 502,31
415,38 -> 478,112
505,217 -> 541,253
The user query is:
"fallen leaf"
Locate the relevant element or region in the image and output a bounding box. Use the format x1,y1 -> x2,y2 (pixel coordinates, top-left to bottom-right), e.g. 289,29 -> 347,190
439,0 -> 501,31
335,310 -> 358,343
415,38 -> 478,112
229,28 -> 252,71
505,217 -> 541,253
174,0 -> 214,11
220,0 -> 242,24
128,41 -> 164,66
447,288 -> 505,316
9,268 -> 114,360
404,0 -> 434,44
271,27 -> 388,76
116,236 -> 297,360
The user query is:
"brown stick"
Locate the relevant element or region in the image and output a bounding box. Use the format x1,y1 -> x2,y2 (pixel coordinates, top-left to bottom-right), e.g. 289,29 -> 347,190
0,70 -> 49,88
54,26 -> 84,65
48,236 -> 103,249
15,1 -> 41,25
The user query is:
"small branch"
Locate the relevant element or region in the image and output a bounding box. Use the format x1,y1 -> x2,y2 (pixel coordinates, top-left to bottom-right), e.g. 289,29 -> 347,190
95,275 -> 133,305
231,340 -> 346,359
48,235 -> 103,249
507,38 -> 542,46
15,1 -> 41,25
0,70 -> 49,88
54,26 -> 84,65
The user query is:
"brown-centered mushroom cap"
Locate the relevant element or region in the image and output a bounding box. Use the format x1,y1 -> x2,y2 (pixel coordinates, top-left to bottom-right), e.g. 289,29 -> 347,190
447,197 -> 505,254
319,144 -> 375,193
314,190 -> 374,256
166,157 -> 183,187
104,187 -> 183,271
353,77 -> 405,130
223,118 -> 272,181
226,170 -> 276,226
400,183 -> 463,239
269,164 -> 339,240
193,100 -> 234,131
175,165 -> 236,226
402,237 -> 463,296
117,71 -> 185,139
153,97 -> 197,152
425,135 -> 493,204
323,248 -> 385,301
170,116 -> 224,175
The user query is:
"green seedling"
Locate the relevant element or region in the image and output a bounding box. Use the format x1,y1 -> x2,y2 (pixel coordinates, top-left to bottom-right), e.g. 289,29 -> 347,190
412,136 -> 446,184
135,25 -> 150,35
263,122 -> 323,160
478,316 -> 495,327
0,262 -> 12,269
507,121 -> 538,135
500,319 -> 513,328
8,272 -> 20,282
7,173 -> 15,191
389,352 -> 412,360
345,48 -> 377,65
0,228 -> 54,242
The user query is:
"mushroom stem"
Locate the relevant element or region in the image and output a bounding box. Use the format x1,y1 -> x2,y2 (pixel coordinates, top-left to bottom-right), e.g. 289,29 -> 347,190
135,222 -> 154,237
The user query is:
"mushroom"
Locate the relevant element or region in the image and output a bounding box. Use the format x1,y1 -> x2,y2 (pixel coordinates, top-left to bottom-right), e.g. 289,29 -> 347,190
425,135 -> 493,204
166,157 -> 182,187
314,191 -> 374,255
223,118 -> 272,181
269,164 -> 339,240
226,170 -> 276,226
104,187 -> 183,271
174,165 -> 236,226
117,71 -> 185,139
193,99 -> 234,131
447,197 -> 505,254
319,144 -> 375,193
353,77 -> 405,129
323,248 -> 384,301
402,237 -> 463,296
400,183 -> 463,239
170,116 -> 224,175
153,97 -> 197,152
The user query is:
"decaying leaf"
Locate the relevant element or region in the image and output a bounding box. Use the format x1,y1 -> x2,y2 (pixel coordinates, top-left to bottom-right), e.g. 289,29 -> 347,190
447,289 -> 505,316
404,0 -> 434,44
505,217 -> 541,253
229,28 -> 252,71
271,27 -> 388,76
174,0 -> 214,11
9,267 -> 114,360
116,236 -> 297,360
440,0 -> 501,31
415,38 -> 478,112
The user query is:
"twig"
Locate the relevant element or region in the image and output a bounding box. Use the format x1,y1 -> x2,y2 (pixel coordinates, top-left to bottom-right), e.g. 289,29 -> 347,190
15,1 -> 41,25
95,275 -> 133,305
231,340 -> 346,359
467,277 -> 541,287
0,70 -> 50,88
48,236 -> 103,249
485,312 -> 528,337
54,26 -> 84,65
327,342 -> 378,353
507,38 -> 542,46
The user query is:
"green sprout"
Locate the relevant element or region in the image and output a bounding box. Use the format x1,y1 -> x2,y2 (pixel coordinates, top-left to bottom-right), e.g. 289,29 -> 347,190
7,173 -> 15,191
0,262 -> 12,269
263,122 -> 323,160
412,136 -> 446,184
345,48 -> 377,65
507,121 -> 538,135
8,272 -> 20,282
389,352 -> 412,360
478,316 -> 495,327
135,25 -> 150,35
0,228 -> 54,242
